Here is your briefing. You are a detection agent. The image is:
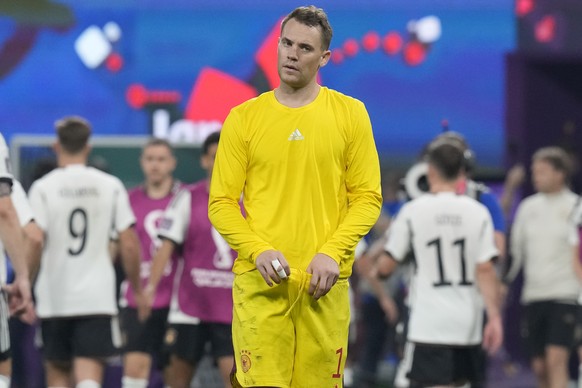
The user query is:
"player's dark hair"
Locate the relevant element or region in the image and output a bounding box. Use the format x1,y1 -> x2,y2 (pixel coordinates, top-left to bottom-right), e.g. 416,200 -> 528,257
428,131 -> 476,173
202,131 -> 220,155
281,5 -> 333,51
533,146 -> 572,178
54,116 -> 91,154
142,137 -> 174,156
426,142 -> 465,182
432,131 -> 468,151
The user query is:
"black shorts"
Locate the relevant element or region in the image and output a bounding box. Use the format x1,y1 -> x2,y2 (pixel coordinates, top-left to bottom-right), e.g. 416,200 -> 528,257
164,323 -> 233,365
522,301 -> 577,358
120,307 -> 168,356
40,315 -> 120,362
408,343 -> 484,387
575,305 -> 582,347
0,292 -> 10,361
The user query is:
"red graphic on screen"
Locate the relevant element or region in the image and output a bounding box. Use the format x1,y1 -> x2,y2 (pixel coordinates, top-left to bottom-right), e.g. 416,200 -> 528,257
535,14 -> 557,43
383,31 -> 403,55
328,16 -> 439,67
255,19 -> 283,90
403,41 -> 427,66
184,68 -> 257,122
515,0 -> 535,17
343,38 -> 360,58
362,32 -> 381,52
105,52 -> 123,72
126,84 -> 182,109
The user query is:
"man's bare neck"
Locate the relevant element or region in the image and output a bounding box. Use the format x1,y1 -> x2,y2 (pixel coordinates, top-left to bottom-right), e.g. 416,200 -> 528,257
430,180 -> 458,194
146,178 -> 173,199
274,83 -> 320,108
57,155 -> 86,168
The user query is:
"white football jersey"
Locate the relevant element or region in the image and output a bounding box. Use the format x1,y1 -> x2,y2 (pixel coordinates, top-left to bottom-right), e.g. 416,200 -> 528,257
0,133 -> 12,180
386,192 -> 498,346
162,189 -> 201,324
0,180 -> 35,284
158,188 -> 191,245
167,260 -> 200,325
0,134 -> 32,283
29,164 -> 136,318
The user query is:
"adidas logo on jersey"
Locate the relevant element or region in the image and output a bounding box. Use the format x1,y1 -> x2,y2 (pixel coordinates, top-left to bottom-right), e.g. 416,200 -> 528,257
288,129 -> 304,141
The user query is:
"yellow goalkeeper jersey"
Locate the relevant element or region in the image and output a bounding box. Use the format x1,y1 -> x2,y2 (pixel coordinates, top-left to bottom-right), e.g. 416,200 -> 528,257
209,86 -> 382,278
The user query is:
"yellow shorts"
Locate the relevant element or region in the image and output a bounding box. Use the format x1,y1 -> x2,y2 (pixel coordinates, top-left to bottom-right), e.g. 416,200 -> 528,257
232,268 -> 350,388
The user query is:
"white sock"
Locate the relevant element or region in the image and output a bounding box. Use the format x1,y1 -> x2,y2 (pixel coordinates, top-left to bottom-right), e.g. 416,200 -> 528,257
578,364 -> 582,388
76,380 -> 101,388
0,374 -> 9,388
122,376 -> 149,388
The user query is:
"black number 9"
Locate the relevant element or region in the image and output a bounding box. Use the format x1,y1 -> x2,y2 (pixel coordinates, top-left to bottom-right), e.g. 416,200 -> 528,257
68,208 -> 87,256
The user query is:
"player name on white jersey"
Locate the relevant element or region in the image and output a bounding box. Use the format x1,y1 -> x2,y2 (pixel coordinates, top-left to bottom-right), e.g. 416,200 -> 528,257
435,214 -> 462,226
59,187 -> 99,197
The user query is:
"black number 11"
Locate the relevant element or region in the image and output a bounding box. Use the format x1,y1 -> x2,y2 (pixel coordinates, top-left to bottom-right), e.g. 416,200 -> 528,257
426,237 -> 472,287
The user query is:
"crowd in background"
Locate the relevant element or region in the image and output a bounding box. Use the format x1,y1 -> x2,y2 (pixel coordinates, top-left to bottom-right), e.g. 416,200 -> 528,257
3,125 -> 582,388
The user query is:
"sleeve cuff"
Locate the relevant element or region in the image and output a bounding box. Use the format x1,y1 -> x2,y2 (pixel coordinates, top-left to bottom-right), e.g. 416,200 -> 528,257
250,244 -> 276,264
317,247 -> 342,265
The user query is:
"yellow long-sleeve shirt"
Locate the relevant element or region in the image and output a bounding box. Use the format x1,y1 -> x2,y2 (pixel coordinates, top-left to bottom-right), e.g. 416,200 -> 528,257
208,87 -> 382,278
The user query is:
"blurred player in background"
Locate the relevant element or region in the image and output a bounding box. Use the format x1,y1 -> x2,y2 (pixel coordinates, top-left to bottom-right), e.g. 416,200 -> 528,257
28,116 -> 144,388
363,131 -> 507,387
433,132 -> 506,261
376,141 -> 502,387
119,138 -> 184,388
0,134 -> 33,388
506,147 -> 579,388
6,177 -> 44,388
571,191 -> 582,388
0,134 -> 46,388
147,132 -> 235,388
427,132 -> 506,388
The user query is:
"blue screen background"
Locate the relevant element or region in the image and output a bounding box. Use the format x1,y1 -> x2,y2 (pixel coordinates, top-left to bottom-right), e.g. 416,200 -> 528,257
0,0 -> 514,169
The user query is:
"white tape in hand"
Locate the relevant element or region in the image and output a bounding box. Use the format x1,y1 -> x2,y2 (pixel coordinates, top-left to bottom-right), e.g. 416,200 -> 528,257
271,259 -> 288,279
